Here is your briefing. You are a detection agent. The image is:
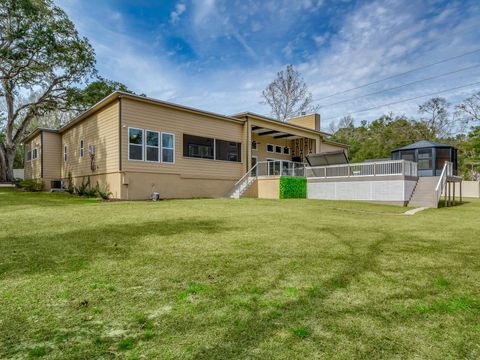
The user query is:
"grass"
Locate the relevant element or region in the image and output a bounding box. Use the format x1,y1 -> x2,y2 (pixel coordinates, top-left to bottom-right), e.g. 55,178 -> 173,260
0,188 -> 479,359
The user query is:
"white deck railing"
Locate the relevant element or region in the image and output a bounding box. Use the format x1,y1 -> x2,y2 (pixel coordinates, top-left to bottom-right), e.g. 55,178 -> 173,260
306,160 -> 418,179
435,161 -> 453,203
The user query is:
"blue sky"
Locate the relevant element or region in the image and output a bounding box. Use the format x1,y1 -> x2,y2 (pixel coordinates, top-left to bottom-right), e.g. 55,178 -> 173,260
57,0 -> 480,129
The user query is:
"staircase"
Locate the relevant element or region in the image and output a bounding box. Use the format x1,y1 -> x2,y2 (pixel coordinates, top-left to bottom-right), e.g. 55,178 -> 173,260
408,176 -> 440,208
229,176 -> 256,199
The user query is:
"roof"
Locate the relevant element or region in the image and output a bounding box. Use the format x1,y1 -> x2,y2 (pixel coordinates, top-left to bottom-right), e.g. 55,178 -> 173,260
22,127 -> 58,143
231,111 -> 331,137
392,140 -> 456,152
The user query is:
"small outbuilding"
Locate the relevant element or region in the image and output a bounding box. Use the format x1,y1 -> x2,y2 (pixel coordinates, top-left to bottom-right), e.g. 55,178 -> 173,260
391,140 -> 457,177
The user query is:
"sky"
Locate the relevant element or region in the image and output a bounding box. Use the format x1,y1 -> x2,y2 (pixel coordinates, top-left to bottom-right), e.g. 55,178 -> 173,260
56,0 -> 480,130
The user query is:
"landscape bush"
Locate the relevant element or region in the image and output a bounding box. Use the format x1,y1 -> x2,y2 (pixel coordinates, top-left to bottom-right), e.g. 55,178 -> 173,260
75,176 -> 111,199
16,179 -> 44,192
279,176 -> 307,199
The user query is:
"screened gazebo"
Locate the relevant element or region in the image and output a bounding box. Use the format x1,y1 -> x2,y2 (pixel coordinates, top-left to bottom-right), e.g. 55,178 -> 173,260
391,140 -> 457,177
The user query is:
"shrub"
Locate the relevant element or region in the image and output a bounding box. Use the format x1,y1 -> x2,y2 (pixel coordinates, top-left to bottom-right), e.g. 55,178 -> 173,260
66,171 -> 74,194
74,177 -> 111,200
12,178 -> 23,188
18,179 -> 44,192
279,176 -> 306,199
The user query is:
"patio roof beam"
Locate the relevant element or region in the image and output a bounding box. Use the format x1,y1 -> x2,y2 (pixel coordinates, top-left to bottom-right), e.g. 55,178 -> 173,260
257,130 -> 279,136
273,133 -> 292,139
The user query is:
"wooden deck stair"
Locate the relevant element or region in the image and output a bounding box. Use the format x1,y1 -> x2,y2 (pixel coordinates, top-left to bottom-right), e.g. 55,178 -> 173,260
408,176 -> 440,208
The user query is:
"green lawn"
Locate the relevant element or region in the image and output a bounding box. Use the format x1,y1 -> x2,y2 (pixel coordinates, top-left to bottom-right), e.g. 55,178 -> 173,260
1,188 -> 479,359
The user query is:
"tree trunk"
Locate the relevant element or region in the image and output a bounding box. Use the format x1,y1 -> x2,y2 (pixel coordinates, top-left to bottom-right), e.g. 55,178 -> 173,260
0,144 -> 16,182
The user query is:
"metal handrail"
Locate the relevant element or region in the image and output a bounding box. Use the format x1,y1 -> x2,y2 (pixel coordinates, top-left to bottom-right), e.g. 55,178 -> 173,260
306,160 -> 418,178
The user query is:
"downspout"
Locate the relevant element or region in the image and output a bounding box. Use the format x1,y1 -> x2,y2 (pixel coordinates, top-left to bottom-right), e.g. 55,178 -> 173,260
40,131 -> 44,179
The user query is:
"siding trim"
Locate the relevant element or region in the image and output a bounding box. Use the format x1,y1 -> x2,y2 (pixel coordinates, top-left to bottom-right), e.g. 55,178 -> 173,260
119,98 -> 122,171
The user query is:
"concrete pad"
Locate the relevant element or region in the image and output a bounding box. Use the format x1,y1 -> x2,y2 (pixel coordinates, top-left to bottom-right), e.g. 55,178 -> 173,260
403,207 -> 428,215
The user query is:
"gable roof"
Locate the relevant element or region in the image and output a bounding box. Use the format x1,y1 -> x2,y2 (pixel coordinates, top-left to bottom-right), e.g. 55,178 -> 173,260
392,140 -> 456,152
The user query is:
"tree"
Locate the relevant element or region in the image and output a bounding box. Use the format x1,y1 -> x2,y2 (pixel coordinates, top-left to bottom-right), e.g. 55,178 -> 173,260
66,78 -> 143,111
0,0 -> 96,182
418,97 -> 452,138
456,127 -> 480,180
456,91 -> 480,125
262,64 -> 319,122
27,78 -> 142,131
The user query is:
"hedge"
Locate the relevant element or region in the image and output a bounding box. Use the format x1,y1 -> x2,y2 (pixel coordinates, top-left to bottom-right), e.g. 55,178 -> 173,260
279,176 -> 307,199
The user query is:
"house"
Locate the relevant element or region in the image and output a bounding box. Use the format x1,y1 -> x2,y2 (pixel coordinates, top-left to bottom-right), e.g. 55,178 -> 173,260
23,91 -> 347,200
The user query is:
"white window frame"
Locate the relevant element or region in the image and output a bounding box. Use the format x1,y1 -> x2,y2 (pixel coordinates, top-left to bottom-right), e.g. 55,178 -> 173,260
26,150 -> 32,162
275,145 -> 282,154
266,144 -> 274,153
32,148 -> 38,160
251,140 -> 257,151
80,139 -> 84,158
145,130 -> 160,163
283,146 -> 291,155
63,145 -> 68,162
161,132 -> 175,164
128,127 -> 144,161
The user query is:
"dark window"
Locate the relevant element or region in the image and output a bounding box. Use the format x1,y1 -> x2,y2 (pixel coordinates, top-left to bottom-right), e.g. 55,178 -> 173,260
183,134 -> 214,159
146,130 -> 159,162
275,145 -> 282,153
129,128 -> 144,161
283,147 -> 290,155
32,148 -> 37,160
266,144 -> 274,152
27,151 -> 32,161
216,139 -> 241,162
418,148 -> 432,170
251,141 -> 257,150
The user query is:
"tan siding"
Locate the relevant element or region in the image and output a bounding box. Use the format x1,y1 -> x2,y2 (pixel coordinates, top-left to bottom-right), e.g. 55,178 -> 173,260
287,114 -> 320,131
42,132 -> 62,182
121,98 -> 244,179
24,134 -> 42,180
61,101 -> 119,178
320,141 -> 347,153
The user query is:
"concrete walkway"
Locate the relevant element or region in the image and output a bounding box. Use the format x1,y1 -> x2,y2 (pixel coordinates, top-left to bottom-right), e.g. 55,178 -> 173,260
403,207 -> 428,215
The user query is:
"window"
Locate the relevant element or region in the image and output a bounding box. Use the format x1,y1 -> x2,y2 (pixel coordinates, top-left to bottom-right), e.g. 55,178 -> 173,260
400,150 -> 415,162
251,141 -> 257,150
216,139 -> 241,162
128,128 -> 144,161
418,148 -> 432,170
283,147 -> 290,155
64,145 -> 68,162
275,145 -> 282,154
183,134 -> 214,159
32,148 -> 38,160
27,151 -> 32,161
145,130 -> 159,162
80,139 -> 84,158
266,144 -> 274,153
161,133 -> 175,163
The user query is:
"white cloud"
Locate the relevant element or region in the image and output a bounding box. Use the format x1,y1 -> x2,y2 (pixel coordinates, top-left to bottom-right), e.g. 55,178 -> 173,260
170,3 -> 187,24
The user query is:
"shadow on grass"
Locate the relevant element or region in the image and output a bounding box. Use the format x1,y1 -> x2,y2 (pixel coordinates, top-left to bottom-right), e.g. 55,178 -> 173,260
0,218 -> 228,278
191,233 -> 391,359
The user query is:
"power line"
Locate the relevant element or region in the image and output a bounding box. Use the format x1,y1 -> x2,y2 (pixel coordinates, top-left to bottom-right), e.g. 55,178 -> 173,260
313,48 -> 480,102
318,64 -> 480,108
321,80 -> 480,122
